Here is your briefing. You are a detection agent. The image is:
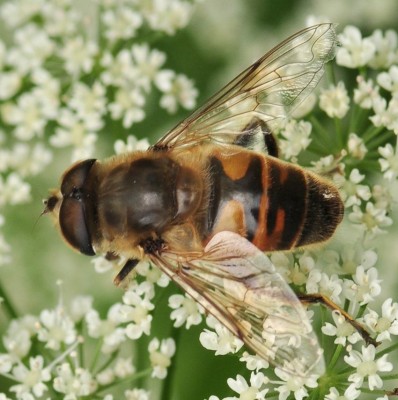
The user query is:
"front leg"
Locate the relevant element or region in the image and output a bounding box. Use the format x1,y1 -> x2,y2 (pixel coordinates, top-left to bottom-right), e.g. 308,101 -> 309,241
113,237 -> 166,286
114,258 -> 139,286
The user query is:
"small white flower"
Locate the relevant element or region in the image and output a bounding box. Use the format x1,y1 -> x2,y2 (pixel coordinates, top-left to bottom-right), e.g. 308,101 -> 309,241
37,307 -> 77,350
130,44 -> 166,92
377,65 -> 398,94
68,82 -> 107,131
340,168 -> 371,208
69,295 -> 93,323
290,253 -> 315,287
274,368 -> 318,400
86,305 -> 126,354
9,356 -> 51,399
200,316 -> 244,356
53,363 -> 98,397
122,282 -> 155,340
113,357 -> 135,378
336,26 -> 376,68
278,120 -> 312,160
344,266 -> 382,305
51,108 -> 97,161
325,384 -> 361,400
347,133 -> 367,160
353,76 -> 379,109
102,7 -> 142,42
225,372 -> 268,400
344,345 -> 392,390
322,310 -> 361,346
59,36 -> 97,76
125,388 -> 151,400
7,24 -> 54,74
319,81 -> 350,119
155,70 -> 198,113
372,184 -> 394,210
96,368 -> 115,386
169,294 -> 203,329
306,270 -> 343,304
363,298 -> 398,341
91,255 -> 116,274
3,316 -> 37,359
348,202 -> 392,236
101,49 -> 136,87
143,0 -> 193,35
239,352 -> 269,372
148,337 -> 176,379
370,95 -> 398,134
8,143 -> 52,177
0,71 -> 22,100
135,261 -> 170,287
0,173 -> 31,206
114,135 -> 150,154
109,87 -> 145,128
2,92 -> 47,140
378,143 -> 398,181
368,29 -> 398,69
0,353 -> 13,374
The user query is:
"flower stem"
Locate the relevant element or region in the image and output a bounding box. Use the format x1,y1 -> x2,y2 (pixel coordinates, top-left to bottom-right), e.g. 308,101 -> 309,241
327,344 -> 343,371
0,279 -> 18,319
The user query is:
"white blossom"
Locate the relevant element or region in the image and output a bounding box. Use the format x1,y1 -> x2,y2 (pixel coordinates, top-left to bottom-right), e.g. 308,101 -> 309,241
37,307 -> 77,350
102,7 -> 142,42
124,388 -> 151,400
345,345 -> 392,390
325,384 -> 361,400
336,25 -> 376,68
200,316 -> 244,356
378,143 -> 398,181
53,363 -> 97,398
340,168 -> 371,208
148,337 -> 176,379
322,310 -> 361,346
225,372 -> 268,400
114,135 -> 150,154
353,76 -> 379,109
168,294 -> 203,328
319,81 -> 350,119
368,29 -> 398,69
274,368 -> 318,400
344,266 -> 382,305
278,120 -> 312,160
59,36 -> 97,76
9,356 -> 51,399
363,298 -> 398,341
155,70 -> 198,113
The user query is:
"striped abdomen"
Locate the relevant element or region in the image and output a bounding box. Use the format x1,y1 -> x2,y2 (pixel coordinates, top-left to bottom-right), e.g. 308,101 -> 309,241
206,151 -> 344,251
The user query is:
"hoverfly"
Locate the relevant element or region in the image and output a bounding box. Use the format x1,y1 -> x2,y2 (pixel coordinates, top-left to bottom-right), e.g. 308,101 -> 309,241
45,24 -> 345,378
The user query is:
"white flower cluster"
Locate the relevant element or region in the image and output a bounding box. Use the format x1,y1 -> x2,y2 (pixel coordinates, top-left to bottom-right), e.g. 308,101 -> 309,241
0,0 -> 200,298
200,24 -> 398,400
0,288 -> 177,399
1,2 -> 398,397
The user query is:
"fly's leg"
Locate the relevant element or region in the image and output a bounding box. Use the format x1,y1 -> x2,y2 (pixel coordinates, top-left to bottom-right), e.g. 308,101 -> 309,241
114,258 -> 139,286
298,293 -> 379,347
234,118 -> 279,158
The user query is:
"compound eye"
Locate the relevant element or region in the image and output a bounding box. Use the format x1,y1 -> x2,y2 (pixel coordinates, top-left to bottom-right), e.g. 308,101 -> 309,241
59,158 -> 97,256
59,197 -> 95,255
61,159 -> 97,196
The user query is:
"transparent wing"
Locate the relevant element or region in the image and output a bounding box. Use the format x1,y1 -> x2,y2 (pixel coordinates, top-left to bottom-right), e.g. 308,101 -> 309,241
155,23 -> 337,152
150,231 -> 325,378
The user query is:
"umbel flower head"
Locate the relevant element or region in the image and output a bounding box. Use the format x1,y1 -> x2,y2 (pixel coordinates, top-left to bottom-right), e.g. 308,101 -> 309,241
0,0 -> 398,398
